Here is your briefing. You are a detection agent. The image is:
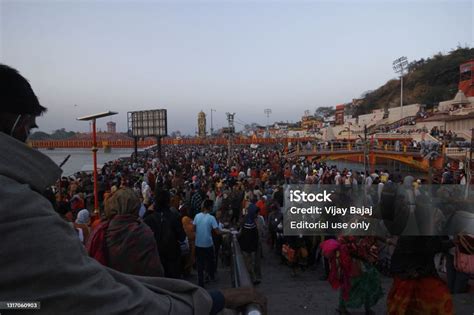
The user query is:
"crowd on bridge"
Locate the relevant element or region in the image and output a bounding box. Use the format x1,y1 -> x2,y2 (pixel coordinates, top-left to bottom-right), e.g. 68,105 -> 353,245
291,138 -> 423,154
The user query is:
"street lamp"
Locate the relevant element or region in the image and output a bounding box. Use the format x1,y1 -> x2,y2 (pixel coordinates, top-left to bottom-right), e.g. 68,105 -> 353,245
77,111 -> 118,214
393,56 -> 409,120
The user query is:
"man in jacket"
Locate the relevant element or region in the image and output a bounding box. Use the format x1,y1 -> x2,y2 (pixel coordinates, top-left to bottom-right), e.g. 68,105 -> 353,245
144,188 -> 186,279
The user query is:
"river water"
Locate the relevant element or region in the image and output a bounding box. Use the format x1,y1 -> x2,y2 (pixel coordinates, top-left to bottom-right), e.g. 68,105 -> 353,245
41,148 -> 425,179
41,148 -> 134,176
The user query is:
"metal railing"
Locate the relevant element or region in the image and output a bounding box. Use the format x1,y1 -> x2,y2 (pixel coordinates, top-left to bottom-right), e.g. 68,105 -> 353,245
290,141 -> 426,155
368,115 -> 417,134
445,147 -> 470,157
230,232 -> 262,315
29,137 -> 315,149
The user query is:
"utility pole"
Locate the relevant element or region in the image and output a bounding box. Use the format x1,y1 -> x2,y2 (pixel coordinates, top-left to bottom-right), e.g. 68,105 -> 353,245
467,128 -> 474,199
134,136 -> 138,163
226,112 -> 235,167
264,108 -> 272,138
210,108 -> 216,136
470,128 -> 473,165
393,56 -> 409,120
156,136 -> 162,160
364,124 -> 368,176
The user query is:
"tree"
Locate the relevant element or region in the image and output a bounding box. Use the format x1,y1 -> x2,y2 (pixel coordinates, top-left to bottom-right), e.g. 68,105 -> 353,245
355,47 -> 474,115
50,128 -> 76,139
360,90 -> 373,98
29,131 -> 51,140
170,130 -> 182,138
314,106 -> 335,119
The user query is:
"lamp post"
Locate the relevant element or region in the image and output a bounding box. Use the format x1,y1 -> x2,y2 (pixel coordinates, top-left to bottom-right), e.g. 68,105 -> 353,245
226,112 -> 235,167
77,111 -> 118,214
393,56 -> 409,120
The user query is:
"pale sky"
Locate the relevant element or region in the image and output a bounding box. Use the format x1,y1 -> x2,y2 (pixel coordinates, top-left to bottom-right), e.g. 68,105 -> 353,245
1,0 -> 473,135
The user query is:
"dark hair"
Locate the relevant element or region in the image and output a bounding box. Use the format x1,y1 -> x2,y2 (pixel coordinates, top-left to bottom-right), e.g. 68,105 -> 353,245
56,201 -> 71,217
154,188 -> 170,208
202,199 -> 213,210
0,64 -> 46,115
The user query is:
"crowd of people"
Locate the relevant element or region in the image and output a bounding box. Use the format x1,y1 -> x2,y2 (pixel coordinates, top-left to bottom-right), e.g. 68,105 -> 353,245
50,140 -> 473,315
1,64 -> 267,315
1,64 -> 473,315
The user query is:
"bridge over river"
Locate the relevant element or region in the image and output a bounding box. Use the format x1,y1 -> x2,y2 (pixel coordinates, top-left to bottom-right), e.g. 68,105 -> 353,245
285,141 -> 468,172
30,133 -> 471,172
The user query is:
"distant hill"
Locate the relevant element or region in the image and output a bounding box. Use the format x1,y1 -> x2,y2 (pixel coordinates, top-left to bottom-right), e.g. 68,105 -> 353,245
354,46 -> 474,116
30,128 -> 77,140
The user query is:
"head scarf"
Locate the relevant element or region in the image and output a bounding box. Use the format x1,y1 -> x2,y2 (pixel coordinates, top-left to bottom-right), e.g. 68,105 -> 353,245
105,188 -> 140,219
402,175 -> 414,188
76,209 -> 90,224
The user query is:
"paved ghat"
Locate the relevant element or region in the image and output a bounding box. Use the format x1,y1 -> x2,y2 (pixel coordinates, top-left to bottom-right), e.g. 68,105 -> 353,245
206,244 -> 474,315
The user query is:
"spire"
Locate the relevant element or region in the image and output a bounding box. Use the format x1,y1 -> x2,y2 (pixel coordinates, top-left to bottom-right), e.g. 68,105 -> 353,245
452,90 -> 469,105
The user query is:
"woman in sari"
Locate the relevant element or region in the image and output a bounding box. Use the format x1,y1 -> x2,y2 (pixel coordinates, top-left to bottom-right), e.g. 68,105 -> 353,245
387,236 -> 454,315
88,187 -> 164,277
74,209 -> 91,245
321,236 -> 383,315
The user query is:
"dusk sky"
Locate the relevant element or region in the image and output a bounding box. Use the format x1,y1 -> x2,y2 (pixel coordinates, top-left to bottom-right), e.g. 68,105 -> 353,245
1,0 -> 472,135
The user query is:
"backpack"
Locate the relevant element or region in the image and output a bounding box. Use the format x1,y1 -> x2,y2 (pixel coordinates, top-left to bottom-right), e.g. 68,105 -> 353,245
148,212 -> 178,256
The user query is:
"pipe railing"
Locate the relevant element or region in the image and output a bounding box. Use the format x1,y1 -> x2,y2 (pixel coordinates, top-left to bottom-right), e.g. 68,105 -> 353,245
230,231 -> 262,315
290,141 -> 428,155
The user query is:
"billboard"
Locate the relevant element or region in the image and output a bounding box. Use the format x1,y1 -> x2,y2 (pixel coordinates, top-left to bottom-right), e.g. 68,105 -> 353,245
127,109 -> 167,137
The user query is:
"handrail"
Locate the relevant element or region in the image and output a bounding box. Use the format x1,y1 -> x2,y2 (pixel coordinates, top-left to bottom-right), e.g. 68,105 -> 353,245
445,147 -> 469,156
230,231 -> 262,315
456,130 -> 472,141
29,137 -> 317,148
367,115 -> 417,134
290,140 -> 426,155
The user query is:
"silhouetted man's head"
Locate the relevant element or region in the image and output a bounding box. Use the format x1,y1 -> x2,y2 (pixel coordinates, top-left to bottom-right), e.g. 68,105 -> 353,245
0,64 -> 46,142
202,199 -> 213,212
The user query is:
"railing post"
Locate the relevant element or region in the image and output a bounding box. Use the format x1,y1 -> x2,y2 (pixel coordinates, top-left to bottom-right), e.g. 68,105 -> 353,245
330,143 -> 334,152
231,232 -> 263,315
403,145 -> 407,153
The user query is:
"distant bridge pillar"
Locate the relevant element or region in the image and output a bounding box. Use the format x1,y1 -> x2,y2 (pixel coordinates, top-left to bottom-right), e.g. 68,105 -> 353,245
369,153 -> 376,173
